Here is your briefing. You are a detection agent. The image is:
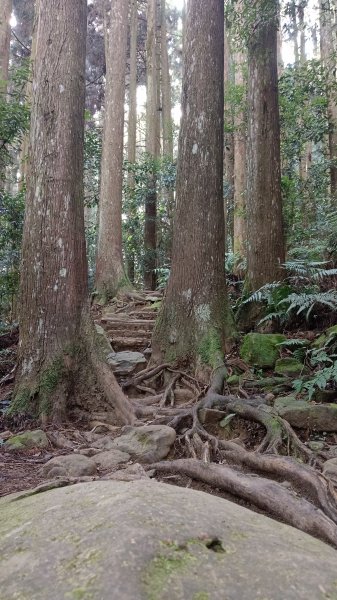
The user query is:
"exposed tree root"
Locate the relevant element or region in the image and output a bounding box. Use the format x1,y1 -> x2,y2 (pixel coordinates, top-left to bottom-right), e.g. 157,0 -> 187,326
149,459 -> 337,548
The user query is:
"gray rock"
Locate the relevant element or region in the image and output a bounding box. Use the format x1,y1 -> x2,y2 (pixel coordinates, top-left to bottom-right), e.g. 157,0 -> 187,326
1,480 -> 337,599
93,449 -> 130,470
323,458 -> 337,485
112,425 -> 176,463
102,463 -> 149,481
107,351 -> 146,375
4,429 -> 49,451
274,399 -> 337,431
78,448 -> 102,457
91,435 -> 118,450
39,454 -> 97,478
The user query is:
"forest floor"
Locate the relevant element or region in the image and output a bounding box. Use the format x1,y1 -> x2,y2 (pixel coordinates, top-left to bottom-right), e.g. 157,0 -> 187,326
1,293 -> 337,548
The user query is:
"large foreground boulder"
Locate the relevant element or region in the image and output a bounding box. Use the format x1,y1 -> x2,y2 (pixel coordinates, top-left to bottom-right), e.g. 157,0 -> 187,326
1,480 -> 337,599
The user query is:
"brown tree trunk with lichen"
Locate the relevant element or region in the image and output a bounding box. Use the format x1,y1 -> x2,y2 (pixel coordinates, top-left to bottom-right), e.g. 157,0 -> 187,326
245,0 -> 285,291
95,0 -> 129,300
144,0 -> 160,290
14,0 -> 135,425
152,0 -> 234,370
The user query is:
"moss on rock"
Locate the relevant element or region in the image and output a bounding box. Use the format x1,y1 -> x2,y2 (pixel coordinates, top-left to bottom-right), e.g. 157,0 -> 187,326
240,333 -> 286,368
274,357 -> 304,377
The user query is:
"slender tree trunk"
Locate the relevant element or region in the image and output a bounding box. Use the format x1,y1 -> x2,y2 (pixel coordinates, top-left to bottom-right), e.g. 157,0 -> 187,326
153,0 -> 234,369
0,0 -> 12,94
245,0 -> 285,291
161,0 -> 174,259
126,0 -> 138,283
233,46 -> 246,271
95,0 -> 129,300
0,0 -> 12,185
224,19 -> 234,252
14,0 -> 135,425
144,0 -> 160,289
320,0 -> 337,199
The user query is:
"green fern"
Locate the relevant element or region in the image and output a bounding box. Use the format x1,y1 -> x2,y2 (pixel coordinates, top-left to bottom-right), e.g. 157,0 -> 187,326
279,290 -> 337,320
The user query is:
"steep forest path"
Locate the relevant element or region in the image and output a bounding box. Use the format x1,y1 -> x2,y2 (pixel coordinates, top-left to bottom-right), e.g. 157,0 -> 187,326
2,295 -> 337,549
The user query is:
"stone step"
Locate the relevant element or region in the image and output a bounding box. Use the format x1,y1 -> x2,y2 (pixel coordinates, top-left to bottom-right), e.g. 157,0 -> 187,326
109,336 -> 151,351
101,318 -> 155,330
107,328 -> 152,339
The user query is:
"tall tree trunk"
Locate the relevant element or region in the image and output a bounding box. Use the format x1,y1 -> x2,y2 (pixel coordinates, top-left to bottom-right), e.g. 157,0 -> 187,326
126,0 -> 138,283
153,0 -> 234,369
161,0 -> 174,260
96,0 -> 129,300
14,0 -> 135,425
224,18 -> 234,252
245,0 -> 285,291
320,0 -> 337,199
233,46 -> 246,272
0,0 -> 12,94
144,0 -> 160,289
0,0 -> 13,185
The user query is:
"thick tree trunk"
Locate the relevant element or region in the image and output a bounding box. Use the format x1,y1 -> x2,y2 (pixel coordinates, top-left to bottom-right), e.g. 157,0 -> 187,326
144,0 -> 160,290
153,0 -> 234,369
126,0 -> 138,283
233,47 -> 246,271
320,0 -> 337,199
245,0 -> 285,291
14,0 -> 135,425
95,0 -> 129,300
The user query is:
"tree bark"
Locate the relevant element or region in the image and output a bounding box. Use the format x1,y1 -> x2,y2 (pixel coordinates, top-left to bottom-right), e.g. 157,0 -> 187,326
161,0 -> 175,259
245,0 -> 285,291
0,0 -> 12,94
14,0 -> 135,425
144,0 -> 160,290
320,0 -> 337,199
224,18 -> 234,252
95,0 -> 129,300
126,0 -> 138,283
152,0 -> 234,369
233,45 -> 246,271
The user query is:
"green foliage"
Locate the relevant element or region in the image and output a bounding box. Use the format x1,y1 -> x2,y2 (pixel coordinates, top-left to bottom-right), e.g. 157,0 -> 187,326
293,332 -> 337,400
239,259 -> 337,327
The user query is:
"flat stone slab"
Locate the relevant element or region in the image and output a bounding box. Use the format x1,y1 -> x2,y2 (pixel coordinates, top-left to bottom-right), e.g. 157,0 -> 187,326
1,480 -> 337,599
107,351 -> 146,375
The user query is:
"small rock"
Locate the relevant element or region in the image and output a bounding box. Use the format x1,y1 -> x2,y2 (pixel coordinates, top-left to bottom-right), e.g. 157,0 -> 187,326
107,351 -> 146,375
307,441 -> 325,452
112,425 -> 176,463
4,429 -> 49,451
0,430 -> 13,442
102,464 -> 150,482
199,408 -> 226,425
39,454 -> 97,478
78,448 -> 102,457
94,449 -> 130,470
91,435 -> 118,451
323,458 -> 337,485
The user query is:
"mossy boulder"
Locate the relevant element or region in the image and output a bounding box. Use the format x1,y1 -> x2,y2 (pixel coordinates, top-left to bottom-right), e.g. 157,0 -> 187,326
274,357 -> 304,377
274,399 -> 337,431
4,429 -> 49,451
240,333 -> 286,368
